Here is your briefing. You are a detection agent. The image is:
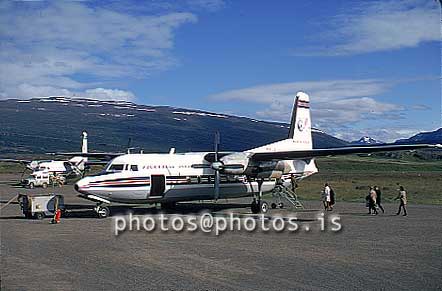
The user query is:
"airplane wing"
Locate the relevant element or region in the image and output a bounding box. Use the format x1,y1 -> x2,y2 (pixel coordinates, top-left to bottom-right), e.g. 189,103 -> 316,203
47,152 -> 124,160
85,160 -> 110,166
249,144 -> 441,161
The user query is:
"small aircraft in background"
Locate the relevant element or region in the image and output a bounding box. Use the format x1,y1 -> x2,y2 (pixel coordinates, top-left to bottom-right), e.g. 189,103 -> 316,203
73,92 -> 441,218
1,131 -> 101,180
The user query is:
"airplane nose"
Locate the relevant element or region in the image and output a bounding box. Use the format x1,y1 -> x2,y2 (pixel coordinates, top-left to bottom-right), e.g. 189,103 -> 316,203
74,177 -> 88,193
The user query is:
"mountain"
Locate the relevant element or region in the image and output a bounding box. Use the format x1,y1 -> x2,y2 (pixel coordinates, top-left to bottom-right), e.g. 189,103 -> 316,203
0,97 -> 349,156
351,136 -> 383,145
395,128 -> 442,144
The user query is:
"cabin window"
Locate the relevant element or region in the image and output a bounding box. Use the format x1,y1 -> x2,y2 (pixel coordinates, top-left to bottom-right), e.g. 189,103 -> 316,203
130,165 -> 138,171
108,164 -> 124,172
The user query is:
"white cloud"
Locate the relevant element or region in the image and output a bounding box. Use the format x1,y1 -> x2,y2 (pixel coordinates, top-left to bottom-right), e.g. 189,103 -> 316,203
187,0 -> 225,11
209,79 -> 392,106
0,1 -> 197,99
295,0 -> 439,56
84,88 -> 136,102
208,79 -> 419,141
12,84 -> 136,102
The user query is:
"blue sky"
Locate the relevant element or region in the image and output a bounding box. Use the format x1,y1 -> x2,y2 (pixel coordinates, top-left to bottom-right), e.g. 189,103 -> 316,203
0,0 -> 440,141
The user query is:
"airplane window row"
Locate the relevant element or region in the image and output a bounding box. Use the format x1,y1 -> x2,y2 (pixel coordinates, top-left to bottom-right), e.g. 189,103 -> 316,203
108,164 -> 194,172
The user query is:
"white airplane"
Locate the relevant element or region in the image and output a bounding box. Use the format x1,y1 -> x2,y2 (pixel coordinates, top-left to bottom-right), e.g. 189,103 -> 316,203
1,132 -> 90,178
75,92 -> 441,218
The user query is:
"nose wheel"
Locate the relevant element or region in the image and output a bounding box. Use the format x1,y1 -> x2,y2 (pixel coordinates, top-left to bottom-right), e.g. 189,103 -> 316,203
95,205 -> 110,218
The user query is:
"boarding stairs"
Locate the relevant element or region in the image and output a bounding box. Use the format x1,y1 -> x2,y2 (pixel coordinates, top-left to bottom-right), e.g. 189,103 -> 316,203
272,184 -> 304,209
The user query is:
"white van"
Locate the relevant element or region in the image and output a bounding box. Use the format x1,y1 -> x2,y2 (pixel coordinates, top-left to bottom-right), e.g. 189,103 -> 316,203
22,173 -> 66,188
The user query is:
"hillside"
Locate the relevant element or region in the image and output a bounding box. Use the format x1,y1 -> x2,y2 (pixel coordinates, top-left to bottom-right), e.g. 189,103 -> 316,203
0,97 -> 348,155
396,128 -> 442,144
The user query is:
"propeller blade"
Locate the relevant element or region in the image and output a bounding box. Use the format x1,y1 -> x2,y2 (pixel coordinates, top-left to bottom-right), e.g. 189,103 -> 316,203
214,170 -> 220,201
214,131 -> 220,161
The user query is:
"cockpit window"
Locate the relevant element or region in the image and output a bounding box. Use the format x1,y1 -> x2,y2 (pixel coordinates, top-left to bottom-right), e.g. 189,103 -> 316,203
130,165 -> 138,171
107,164 -> 124,172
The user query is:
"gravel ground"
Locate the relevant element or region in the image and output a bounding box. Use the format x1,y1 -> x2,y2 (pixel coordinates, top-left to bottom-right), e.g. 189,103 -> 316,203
1,173 -> 441,290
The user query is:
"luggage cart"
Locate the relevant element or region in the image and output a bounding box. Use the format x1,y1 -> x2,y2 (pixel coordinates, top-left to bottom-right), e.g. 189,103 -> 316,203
18,194 -> 65,220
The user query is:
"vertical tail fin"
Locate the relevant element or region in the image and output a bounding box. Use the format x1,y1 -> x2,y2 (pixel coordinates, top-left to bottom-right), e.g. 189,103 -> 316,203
82,131 -> 88,154
288,92 -> 312,149
249,92 -> 312,153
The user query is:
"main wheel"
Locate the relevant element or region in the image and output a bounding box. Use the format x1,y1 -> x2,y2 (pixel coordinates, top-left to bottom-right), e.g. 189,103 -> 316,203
29,183 -> 34,189
278,202 -> 284,209
260,201 -> 269,214
271,203 -> 277,209
97,206 -> 110,219
251,201 -> 259,214
42,182 -> 48,188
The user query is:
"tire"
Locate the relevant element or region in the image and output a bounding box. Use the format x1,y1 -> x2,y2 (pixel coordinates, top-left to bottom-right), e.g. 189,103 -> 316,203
42,183 -> 48,189
97,206 -> 110,219
261,201 -> 269,214
34,212 -> 44,220
251,201 -> 259,214
278,202 -> 284,209
29,183 -> 34,189
271,203 -> 277,209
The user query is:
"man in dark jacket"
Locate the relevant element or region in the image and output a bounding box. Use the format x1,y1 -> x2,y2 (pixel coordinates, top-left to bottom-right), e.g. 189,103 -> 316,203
374,186 -> 385,213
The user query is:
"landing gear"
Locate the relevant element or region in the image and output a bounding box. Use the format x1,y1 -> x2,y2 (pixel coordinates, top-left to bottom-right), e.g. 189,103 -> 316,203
251,199 -> 269,214
250,178 -> 269,214
261,201 -> 269,213
251,200 -> 259,214
95,204 -> 110,219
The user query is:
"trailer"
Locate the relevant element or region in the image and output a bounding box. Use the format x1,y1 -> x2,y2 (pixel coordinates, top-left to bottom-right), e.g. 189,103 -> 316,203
18,194 -> 65,220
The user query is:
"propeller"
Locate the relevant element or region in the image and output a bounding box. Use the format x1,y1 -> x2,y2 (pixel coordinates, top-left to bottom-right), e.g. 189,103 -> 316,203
191,131 -> 248,200
213,131 -> 221,201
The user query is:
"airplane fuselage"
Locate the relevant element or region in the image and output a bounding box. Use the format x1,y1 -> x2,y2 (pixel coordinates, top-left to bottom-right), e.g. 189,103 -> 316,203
75,152 -> 318,204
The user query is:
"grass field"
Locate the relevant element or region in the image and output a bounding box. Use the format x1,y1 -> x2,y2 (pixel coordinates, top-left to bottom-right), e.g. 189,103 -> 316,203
296,156 -> 442,205
1,155 -> 441,205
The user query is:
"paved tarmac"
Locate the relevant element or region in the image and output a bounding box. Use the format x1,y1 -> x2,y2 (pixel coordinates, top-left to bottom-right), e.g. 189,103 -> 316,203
1,173 -> 441,290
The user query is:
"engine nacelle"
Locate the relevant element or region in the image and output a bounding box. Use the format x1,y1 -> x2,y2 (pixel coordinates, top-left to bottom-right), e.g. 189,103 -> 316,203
220,152 -> 250,175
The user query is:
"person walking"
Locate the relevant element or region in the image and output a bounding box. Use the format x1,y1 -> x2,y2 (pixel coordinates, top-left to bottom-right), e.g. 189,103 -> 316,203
324,183 -> 331,211
395,186 -> 408,216
368,186 -> 378,215
329,186 -> 336,211
374,186 -> 385,213
321,189 -> 328,210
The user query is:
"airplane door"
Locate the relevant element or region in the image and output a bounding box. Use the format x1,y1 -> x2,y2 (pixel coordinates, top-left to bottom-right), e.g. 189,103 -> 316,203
150,175 -> 166,197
